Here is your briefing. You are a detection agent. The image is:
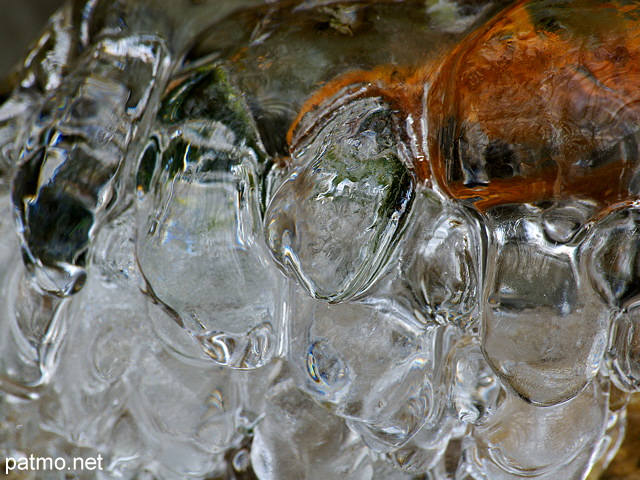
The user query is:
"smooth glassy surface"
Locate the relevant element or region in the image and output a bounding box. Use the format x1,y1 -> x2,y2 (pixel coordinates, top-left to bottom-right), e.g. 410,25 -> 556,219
0,0 -> 639,479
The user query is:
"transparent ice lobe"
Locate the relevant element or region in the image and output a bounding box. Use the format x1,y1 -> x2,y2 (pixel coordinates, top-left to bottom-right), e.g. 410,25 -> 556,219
581,206 -> 640,309
0,4 -> 76,184
250,372 -> 372,480
590,386 -> 629,477
287,283 -> 453,451
40,254 -> 146,453
11,34 -> 170,297
370,459 -> 417,480
126,347 -> 243,477
482,205 -> 610,406
0,267 -> 64,392
607,307 -> 640,392
0,193 -> 64,395
36,208 -> 159,477
386,333 -> 499,476
265,97 -> 414,302
136,64 -> 282,369
386,358 -> 465,475
469,377 -> 611,480
446,335 -> 501,426
41,206 -> 270,479
393,188 -> 485,327
582,205 -> 640,385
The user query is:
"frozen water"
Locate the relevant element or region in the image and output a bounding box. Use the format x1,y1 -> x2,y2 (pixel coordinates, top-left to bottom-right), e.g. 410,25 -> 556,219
12,34 -> 170,296
0,192 -> 65,394
582,205 -> 640,309
482,205 -> 610,405
1,0 -> 640,479
446,336 -> 501,426
136,65 -> 284,369
286,282 -> 457,451
251,368 -> 372,480
265,96 -> 414,302
396,189 -> 485,327
583,206 -> 640,390
607,308 -> 640,393
469,376 -> 611,480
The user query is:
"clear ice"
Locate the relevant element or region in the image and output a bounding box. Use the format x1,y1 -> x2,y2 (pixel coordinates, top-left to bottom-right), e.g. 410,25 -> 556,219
0,0 -> 639,479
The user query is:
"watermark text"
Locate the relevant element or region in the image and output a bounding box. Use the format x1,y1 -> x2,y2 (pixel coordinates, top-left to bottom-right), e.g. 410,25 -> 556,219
5,454 -> 103,475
